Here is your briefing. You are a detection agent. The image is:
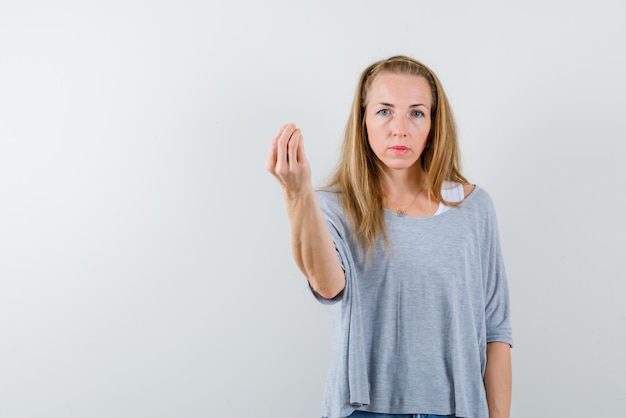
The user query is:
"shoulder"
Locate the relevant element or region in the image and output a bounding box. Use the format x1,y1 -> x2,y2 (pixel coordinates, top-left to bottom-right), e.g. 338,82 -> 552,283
465,185 -> 495,208
315,187 -> 343,209
463,186 -> 503,237
440,182 -> 492,210
452,185 -> 500,228
463,183 -> 475,199
315,187 -> 353,240
315,187 -> 347,222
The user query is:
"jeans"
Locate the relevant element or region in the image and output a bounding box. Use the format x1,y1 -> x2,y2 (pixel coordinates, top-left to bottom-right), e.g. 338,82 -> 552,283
346,412 -> 456,418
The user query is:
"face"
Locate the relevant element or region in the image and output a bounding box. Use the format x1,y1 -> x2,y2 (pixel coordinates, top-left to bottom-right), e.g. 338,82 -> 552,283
364,72 -> 433,174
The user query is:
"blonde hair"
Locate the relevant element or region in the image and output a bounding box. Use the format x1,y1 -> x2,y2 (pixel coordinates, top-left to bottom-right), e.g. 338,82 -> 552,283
326,55 -> 469,254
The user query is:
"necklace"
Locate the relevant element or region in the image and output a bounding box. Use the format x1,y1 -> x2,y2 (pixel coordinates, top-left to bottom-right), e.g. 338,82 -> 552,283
393,186 -> 424,217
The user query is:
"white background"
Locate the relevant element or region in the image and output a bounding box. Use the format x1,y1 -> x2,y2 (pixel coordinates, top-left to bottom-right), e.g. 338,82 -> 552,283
1,1 -> 625,417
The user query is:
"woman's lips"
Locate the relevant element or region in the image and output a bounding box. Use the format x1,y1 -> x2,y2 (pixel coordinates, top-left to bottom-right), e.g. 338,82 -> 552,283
389,145 -> 409,155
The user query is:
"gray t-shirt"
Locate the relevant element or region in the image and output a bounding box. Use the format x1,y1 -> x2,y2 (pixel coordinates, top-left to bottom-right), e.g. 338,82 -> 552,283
313,186 -> 513,418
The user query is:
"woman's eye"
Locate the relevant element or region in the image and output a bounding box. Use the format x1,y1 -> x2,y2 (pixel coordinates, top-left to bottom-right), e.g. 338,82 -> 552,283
411,110 -> 424,118
377,109 -> 390,116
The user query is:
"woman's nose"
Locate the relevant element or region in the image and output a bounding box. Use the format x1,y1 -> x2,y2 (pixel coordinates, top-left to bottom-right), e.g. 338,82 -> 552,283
392,115 -> 408,136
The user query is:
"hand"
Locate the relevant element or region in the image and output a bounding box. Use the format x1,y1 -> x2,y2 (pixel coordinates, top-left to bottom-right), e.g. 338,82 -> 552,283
265,123 -> 312,197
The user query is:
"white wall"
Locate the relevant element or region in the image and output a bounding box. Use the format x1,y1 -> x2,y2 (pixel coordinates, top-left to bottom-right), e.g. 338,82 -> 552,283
1,1 -> 625,416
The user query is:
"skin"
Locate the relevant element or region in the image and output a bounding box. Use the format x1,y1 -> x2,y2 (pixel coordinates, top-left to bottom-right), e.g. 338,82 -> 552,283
265,124 -> 345,299
485,342 -> 512,418
364,73 -> 438,216
266,71 -> 510,417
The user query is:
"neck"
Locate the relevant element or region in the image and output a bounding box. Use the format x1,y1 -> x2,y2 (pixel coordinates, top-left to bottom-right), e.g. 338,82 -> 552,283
380,166 -> 427,198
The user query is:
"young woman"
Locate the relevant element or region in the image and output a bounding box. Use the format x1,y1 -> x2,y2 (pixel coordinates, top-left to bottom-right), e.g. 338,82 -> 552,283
266,56 -> 513,418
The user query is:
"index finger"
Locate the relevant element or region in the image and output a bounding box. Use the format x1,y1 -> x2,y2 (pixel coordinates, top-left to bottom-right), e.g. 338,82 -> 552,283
265,125 -> 286,173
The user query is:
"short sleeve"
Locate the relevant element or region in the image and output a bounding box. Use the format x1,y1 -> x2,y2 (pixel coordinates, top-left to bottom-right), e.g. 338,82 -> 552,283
310,190 -> 353,305
481,195 -> 514,347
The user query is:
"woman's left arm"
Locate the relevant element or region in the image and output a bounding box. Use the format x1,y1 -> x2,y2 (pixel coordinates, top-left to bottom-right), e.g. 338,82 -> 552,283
484,341 -> 512,418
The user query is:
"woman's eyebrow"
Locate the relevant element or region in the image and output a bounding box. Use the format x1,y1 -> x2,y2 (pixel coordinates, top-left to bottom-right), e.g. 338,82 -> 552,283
375,102 -> 429,108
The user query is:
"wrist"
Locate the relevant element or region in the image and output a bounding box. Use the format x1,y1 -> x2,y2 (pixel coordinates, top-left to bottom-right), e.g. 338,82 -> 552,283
283,185 -> 314,201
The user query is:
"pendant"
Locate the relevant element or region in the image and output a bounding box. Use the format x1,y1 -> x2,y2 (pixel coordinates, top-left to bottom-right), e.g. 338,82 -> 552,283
395,210 -> 406,217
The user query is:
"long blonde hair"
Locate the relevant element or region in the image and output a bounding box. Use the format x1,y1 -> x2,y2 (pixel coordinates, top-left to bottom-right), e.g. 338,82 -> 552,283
326,55 -> 469,254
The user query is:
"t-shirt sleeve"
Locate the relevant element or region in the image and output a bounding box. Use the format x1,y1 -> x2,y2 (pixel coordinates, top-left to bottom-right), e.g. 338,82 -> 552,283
481,194 -> 514,347
309,191 -> 352,305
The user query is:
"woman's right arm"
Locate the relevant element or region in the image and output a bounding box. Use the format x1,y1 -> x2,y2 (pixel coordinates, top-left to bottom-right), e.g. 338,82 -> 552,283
265,124 -> 345,299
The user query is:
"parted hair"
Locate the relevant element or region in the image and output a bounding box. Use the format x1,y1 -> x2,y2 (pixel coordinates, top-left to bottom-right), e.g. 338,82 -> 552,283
326,55 -> 469,254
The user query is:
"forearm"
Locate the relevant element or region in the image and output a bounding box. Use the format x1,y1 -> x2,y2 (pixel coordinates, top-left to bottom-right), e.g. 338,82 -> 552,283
284,187 -> 345,298
266,124 -> 344,298
484,342 -> 512,418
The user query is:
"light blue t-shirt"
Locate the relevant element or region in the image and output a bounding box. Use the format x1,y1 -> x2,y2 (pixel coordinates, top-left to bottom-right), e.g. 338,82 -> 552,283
313,185 -> 513,418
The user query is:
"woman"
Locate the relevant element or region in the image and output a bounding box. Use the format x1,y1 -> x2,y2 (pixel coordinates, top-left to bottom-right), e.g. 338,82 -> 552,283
265,56 -> 513,418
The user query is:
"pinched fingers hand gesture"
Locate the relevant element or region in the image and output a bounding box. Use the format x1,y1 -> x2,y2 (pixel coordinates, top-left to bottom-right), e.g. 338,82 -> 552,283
265,124 -> 312,197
